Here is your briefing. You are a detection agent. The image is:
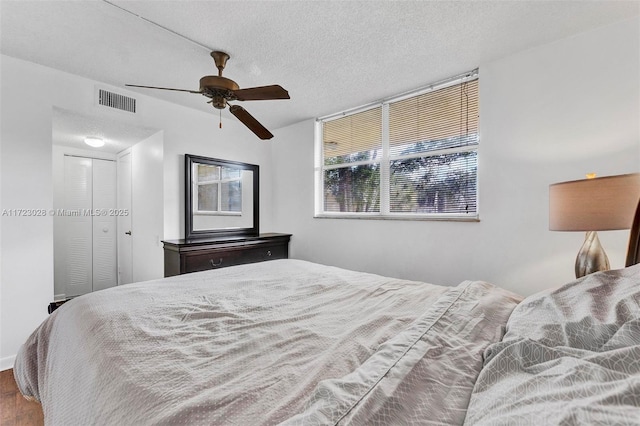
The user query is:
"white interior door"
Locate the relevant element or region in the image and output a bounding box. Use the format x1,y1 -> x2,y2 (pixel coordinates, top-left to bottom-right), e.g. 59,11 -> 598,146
92,159 -> 118,291
117,151 -> 133,285
63,156 -> 93,297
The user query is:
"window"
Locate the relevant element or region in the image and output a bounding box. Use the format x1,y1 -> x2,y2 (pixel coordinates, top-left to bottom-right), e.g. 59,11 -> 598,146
193,163 -> 242,215
316,69 -> 478,220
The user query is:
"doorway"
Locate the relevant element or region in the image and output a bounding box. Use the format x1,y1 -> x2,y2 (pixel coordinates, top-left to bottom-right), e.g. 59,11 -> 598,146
52,107 -> 164,300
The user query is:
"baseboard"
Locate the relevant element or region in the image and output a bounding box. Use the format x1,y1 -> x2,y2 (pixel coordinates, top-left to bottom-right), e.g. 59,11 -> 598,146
1,354 -> 16,371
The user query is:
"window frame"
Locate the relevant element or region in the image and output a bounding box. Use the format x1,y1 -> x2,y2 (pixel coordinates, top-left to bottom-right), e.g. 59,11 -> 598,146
315,69 -> 479,221
193,163 -> 243,217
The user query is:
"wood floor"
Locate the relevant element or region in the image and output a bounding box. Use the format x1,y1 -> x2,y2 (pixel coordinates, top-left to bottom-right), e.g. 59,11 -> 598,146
0,369 -> 44,426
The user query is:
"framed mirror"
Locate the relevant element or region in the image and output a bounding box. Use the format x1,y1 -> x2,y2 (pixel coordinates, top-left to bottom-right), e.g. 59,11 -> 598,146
185,154 -> 259,239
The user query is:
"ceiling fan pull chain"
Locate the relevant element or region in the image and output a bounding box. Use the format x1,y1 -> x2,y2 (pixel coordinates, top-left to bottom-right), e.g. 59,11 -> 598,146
219,109 -> 222,129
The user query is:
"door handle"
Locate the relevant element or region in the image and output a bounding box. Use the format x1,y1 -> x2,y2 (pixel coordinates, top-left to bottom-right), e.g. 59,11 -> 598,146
125,231 -> 132,235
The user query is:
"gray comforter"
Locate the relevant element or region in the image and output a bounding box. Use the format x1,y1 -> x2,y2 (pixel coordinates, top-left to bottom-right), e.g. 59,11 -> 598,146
464,264 -> 640,425
15,259 -> 520,425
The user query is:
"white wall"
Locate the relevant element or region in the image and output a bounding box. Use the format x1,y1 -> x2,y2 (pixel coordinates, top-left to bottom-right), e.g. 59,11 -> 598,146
0,55 -> 274,369
0,60 -> 3,371
0,61 -> 54,370
131,131 -> 164,282
271,17 -> 640,297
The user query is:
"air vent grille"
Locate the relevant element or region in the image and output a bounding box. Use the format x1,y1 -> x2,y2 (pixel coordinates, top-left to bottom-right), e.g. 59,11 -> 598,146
98,89 -> 136,113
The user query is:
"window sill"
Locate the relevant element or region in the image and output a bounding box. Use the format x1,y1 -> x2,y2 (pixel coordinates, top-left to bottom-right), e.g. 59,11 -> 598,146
194,211 -> 242,217
313,213 -> 480,222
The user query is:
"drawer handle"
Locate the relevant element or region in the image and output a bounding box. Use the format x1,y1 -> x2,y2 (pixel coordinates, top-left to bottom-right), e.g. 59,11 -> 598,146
266,250 -> 272,257
209,258 -> 223,267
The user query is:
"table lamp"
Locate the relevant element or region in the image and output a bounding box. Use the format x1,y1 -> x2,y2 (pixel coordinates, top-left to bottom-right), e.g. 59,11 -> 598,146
549,173 -> 640,278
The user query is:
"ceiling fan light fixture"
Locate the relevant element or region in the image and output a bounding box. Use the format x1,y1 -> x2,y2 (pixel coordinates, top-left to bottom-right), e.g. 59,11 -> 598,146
85,137 -> 105,148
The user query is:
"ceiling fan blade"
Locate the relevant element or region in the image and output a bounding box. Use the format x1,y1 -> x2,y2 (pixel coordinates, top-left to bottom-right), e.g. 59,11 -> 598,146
229,105 -> 274,140
233,85 -> 290,101
125,84 -> 201,94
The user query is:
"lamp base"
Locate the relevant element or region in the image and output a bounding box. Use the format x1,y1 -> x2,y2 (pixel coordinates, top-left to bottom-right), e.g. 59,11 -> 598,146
575,231 -> 610,278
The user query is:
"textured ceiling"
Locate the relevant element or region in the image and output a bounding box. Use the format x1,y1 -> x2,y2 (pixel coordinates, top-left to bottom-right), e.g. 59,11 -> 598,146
52,107 -> 160,154
2,0 -> 639,137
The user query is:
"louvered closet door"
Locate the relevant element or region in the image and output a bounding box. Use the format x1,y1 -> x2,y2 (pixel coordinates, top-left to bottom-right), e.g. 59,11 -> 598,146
63,156 -> 93,297
92,159 -> 117,291
62,156 -> 118,297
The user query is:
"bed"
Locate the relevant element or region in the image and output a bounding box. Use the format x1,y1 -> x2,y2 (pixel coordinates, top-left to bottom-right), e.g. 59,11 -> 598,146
14,203 -> 640,425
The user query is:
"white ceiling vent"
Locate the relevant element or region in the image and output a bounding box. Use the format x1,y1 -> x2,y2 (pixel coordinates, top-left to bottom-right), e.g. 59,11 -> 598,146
96,88 -> 137,113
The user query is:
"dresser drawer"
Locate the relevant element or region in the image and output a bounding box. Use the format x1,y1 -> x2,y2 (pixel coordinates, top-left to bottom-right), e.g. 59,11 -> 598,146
182,242 -> 289,274
183,249 -> 246,273
238,243 -> 288,264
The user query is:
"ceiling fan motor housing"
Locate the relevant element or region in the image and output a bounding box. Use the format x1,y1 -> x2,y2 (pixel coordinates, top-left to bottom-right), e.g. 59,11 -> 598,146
199,75 -> 239,109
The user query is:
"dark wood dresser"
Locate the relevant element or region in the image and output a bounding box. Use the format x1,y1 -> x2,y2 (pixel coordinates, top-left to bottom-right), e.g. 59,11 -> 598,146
162,233 -> 291,277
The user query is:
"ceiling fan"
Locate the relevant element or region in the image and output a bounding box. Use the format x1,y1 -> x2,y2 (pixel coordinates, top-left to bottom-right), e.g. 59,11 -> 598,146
126,51 -> 289,140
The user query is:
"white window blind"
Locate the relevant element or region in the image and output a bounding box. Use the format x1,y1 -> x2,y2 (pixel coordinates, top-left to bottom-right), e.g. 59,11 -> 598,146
323,106 -> 382,213
323,107 -> 382,164
316,69 -> 479,220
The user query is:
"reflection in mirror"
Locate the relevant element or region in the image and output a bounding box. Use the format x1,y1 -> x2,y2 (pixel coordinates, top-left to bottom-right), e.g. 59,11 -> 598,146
192,165 -> 253,231
185,155 -> 259,238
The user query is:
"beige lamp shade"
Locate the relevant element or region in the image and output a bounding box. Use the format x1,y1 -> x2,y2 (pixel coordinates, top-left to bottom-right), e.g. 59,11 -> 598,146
549,173 -> 640,231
